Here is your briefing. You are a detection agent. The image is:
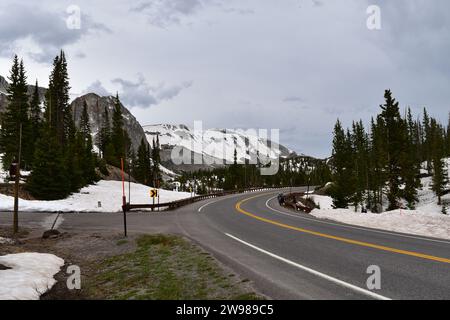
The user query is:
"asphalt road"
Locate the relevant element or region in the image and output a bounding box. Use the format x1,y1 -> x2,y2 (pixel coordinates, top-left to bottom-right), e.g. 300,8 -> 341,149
2,188 -> 450,300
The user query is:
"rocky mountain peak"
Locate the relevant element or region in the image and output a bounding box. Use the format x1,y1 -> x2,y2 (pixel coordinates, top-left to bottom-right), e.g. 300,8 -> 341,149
70,93 -> 147,152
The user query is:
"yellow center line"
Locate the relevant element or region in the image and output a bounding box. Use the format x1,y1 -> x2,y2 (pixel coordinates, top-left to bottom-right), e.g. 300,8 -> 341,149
235,194 -> 450,264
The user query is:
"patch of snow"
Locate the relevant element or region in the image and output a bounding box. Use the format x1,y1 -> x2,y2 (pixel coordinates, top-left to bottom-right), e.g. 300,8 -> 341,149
0,237 -> 14,244
307,195 -> 333,210
0,252 -> 64,300
159,164 -> 178,177
0,154 -> 6,183
0,180 -> 193,213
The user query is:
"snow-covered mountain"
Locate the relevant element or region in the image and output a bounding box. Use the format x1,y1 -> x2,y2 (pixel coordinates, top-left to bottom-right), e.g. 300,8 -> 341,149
143,124 -> 297,172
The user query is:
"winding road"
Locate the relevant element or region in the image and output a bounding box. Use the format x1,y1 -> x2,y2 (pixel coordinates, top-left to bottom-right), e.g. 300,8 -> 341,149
2,187 -> 450,299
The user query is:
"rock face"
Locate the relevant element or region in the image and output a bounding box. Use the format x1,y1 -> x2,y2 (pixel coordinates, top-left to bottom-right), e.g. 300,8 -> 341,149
70,93 -> 147,152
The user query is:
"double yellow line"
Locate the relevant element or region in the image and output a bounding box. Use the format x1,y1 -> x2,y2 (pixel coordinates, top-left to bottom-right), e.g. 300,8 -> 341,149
235,194 -> 450,264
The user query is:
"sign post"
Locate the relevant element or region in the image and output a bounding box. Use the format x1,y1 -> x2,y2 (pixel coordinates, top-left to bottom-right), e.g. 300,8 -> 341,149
121,158 -> 127,237
13,123 -> 22,234
157,180 -> 160,212
150,188 -> 158,211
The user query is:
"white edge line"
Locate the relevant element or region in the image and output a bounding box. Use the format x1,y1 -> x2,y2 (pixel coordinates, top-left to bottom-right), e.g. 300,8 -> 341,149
198,198 -> 223,213
265,196 -> 450,245
225,232 -> 391,301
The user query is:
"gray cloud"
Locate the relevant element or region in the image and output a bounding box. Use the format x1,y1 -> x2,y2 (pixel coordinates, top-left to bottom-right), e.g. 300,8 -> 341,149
283,96 -> 306,103
83,80 -> 111,97
131,0 -> 254,27
368,0 -> 450,74
131,0 -> 205,27
111,75 -> 193,108
0,3 -> 111,63
2,1 -> 449,158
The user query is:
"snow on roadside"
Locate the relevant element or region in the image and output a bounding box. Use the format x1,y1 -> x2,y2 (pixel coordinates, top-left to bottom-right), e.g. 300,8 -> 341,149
305,164 -> 450,240
0,253 -> 64,300
0,154 -> 6,183
308,195 -> 450,240
0,180 -> 193,213
0,237 -> 14,244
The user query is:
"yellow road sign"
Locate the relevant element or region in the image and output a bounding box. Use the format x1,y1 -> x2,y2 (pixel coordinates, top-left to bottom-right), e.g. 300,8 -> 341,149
150,189 -> 158,198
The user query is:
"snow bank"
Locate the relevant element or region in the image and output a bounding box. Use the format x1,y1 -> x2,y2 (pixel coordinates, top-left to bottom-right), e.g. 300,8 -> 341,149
306,164 -> 450,240
0,237 -> 14,244
0,253 -> 64,300
309,195 -> 450,240
0,180 -> 193,213
307,195 -> 333,210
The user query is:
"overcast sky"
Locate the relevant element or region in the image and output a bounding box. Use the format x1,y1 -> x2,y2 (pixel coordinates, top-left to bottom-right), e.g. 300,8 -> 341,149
1,0 -> 449,158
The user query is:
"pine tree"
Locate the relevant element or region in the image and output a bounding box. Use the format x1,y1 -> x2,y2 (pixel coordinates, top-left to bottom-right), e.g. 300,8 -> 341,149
134,138 -> 151,185
98,105 -> 111,158
329,120 -> 355,208
401,108 -> 420,208
110,93 -> 129,167
380,90 -> 407,210
422,108 -> 433,173
29,80 -> 42,160
79,101 -> 97,182
0,56 -> 32,171
431,120 -> 448,205
151,136 -> 161,186
80,101 -> 91,138
27,127 -> 71,199
369,116 -> 387,211
45,52 -> 71,147
351,120 -> 369,211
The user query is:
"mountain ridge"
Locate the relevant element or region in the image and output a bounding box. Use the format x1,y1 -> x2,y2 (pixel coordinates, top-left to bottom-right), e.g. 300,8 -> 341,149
0,75 -> 307,174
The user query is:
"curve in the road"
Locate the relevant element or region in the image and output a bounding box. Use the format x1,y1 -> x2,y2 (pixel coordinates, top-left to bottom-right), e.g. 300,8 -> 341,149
264,195 -> 450,245
236,193 -> 450,264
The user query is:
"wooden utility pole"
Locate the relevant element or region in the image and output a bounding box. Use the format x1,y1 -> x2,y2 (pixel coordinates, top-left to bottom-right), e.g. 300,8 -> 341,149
121,158 -> 127,237
13,123 -> 22,234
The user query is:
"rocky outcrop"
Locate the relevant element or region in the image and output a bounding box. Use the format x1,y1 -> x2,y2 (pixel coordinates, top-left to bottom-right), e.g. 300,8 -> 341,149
70,93 -> 147,152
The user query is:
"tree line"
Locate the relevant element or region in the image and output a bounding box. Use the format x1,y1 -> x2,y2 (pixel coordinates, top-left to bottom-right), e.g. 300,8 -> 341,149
178,148 -> 331,194
330,90 -> 450,212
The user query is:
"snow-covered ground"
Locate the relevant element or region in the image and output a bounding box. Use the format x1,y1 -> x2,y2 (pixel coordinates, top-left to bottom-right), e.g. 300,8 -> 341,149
0,253 -> 64,300
0,154 -> 6,183
309,198 -> 450,240
0,180 -> 193,213
306,165 -> 450,240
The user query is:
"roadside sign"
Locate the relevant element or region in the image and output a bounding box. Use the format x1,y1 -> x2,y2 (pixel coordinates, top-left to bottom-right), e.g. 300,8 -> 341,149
150,189 -> 158,198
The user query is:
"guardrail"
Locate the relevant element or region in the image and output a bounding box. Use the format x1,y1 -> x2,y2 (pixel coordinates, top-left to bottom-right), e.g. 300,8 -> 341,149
124,187 -> 288,212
